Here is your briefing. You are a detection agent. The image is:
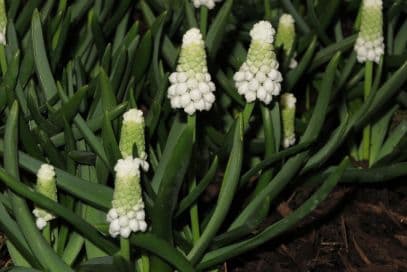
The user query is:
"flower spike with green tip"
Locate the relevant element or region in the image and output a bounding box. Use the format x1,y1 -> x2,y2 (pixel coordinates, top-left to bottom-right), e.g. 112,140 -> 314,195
280,93 -> 296,148
32,164 -> 57,230
191,0 -> 222,9
354,0 -> 384,63
107,157 -> 147,238
275,14 -> 297,69
119,108 -> 148,171
168,28 -> 216,115
0,0 -> 7,45
234,21 -> 282,104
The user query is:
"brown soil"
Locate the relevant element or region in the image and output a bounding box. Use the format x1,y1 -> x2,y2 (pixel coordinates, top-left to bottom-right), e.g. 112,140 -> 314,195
224,185 -> 407,272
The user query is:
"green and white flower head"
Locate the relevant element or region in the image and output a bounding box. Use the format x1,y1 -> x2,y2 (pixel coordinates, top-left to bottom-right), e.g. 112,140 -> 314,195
275,14 -> 295,55
107,157 -> 147,238
0,0 -> 7,45
191,0 -> 222,9
32,164 -> 57,230
354,0 -> 384,63
275,14 -> 297,69
280,93 -> 296,148
233,21 -> 282,104
168,28 -> 216,115
119,108 -> 148,171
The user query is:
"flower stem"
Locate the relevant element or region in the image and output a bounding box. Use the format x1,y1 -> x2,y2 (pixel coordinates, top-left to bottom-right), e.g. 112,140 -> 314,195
43,223 -> 51,244
361,61 -> 373,162
187,115 -> 200,242
264,0 -> 272,21
119,238 -> 130,261
200,6 -> 208,38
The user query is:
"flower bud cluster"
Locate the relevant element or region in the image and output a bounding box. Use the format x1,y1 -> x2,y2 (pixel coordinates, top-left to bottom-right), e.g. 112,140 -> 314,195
0,0 -> 6,45
32,164 -> 57,230
354,0 -> 384,63
280,93 -> 297,148
233,21 -> 282,104
168,28 -> 216,115
107,158 -> 148,238
119,109 -> 148,171
191,0 -> 222,9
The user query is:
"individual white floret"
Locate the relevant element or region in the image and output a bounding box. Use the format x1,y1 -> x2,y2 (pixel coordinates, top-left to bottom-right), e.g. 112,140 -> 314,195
168,28 -> 216,115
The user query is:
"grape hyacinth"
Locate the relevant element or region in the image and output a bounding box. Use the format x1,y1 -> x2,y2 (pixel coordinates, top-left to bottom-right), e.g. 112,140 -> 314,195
168,28 -> 216,115
32,164 -> 57,230
191,0 -> 222,9
107,157 -> 147,238
0,0 -> 6,45
354,0 -> 384,63
119,108 -> 148,171
233,21 -> 282,104
280,93 -> 296,148
275,14 -> 297,69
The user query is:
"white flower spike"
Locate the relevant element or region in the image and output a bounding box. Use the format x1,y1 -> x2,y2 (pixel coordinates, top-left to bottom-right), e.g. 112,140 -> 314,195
0,0 -> 7,45
354,0 -> 384,63
275,14 -> 297,69
280,93 -> 296,148
107,157 -> 148,238
191,0 -> 222,9
32,164 -> 57,230
234,21 -> 282,104
168,28 -> 216,115
119,108 -> 149,171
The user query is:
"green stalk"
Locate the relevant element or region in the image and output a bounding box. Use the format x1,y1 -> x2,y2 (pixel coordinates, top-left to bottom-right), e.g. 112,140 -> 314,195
200,6 -> 208,38
264,0 -> 272,21
361,61 -> 373,161
119,238 -> 130,261
43,224 -> 51,244
0,45 -> 7,74
188,115 -> 200,242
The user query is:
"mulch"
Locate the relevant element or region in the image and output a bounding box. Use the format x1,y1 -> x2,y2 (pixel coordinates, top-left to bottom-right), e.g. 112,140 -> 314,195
224,184 -> 407,272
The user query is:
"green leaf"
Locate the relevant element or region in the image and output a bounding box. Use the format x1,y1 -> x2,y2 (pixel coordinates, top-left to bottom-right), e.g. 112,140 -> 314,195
0,168 -> 119,255
32,10 -> 58,100
206,0 -> 233,59
150,117 -> 194,271
198,159 -> 349,270
176,156 -> 219,217
187,116 -> 243,264
4,102 -> 72,271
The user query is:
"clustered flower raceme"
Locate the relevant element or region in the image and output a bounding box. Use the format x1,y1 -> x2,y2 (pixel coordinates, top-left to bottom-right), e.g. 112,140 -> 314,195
233,21 -> 282,104
0,0 -> 7,45
168,28 -> 216,115
32,164 -> 57,230
275,14 -> 297,69
191,0 -> 222,9
107,157 -> 148,238
354,0 -> 384,63
280,93 -> 297,148
119,108 -> 149,171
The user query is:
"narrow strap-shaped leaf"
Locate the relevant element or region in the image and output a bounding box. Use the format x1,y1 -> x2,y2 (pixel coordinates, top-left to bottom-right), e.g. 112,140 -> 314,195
0,203 -> 40,268
198,159 -> 349,270
32,10 -> 58,100
4,102 -> 73,271
130,233 -> 195,272
187,116 -> 243,264
206,0 -> 233,59
176,156 -> 219,217
0,168 -> 119,255
0,142 -> 113,210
